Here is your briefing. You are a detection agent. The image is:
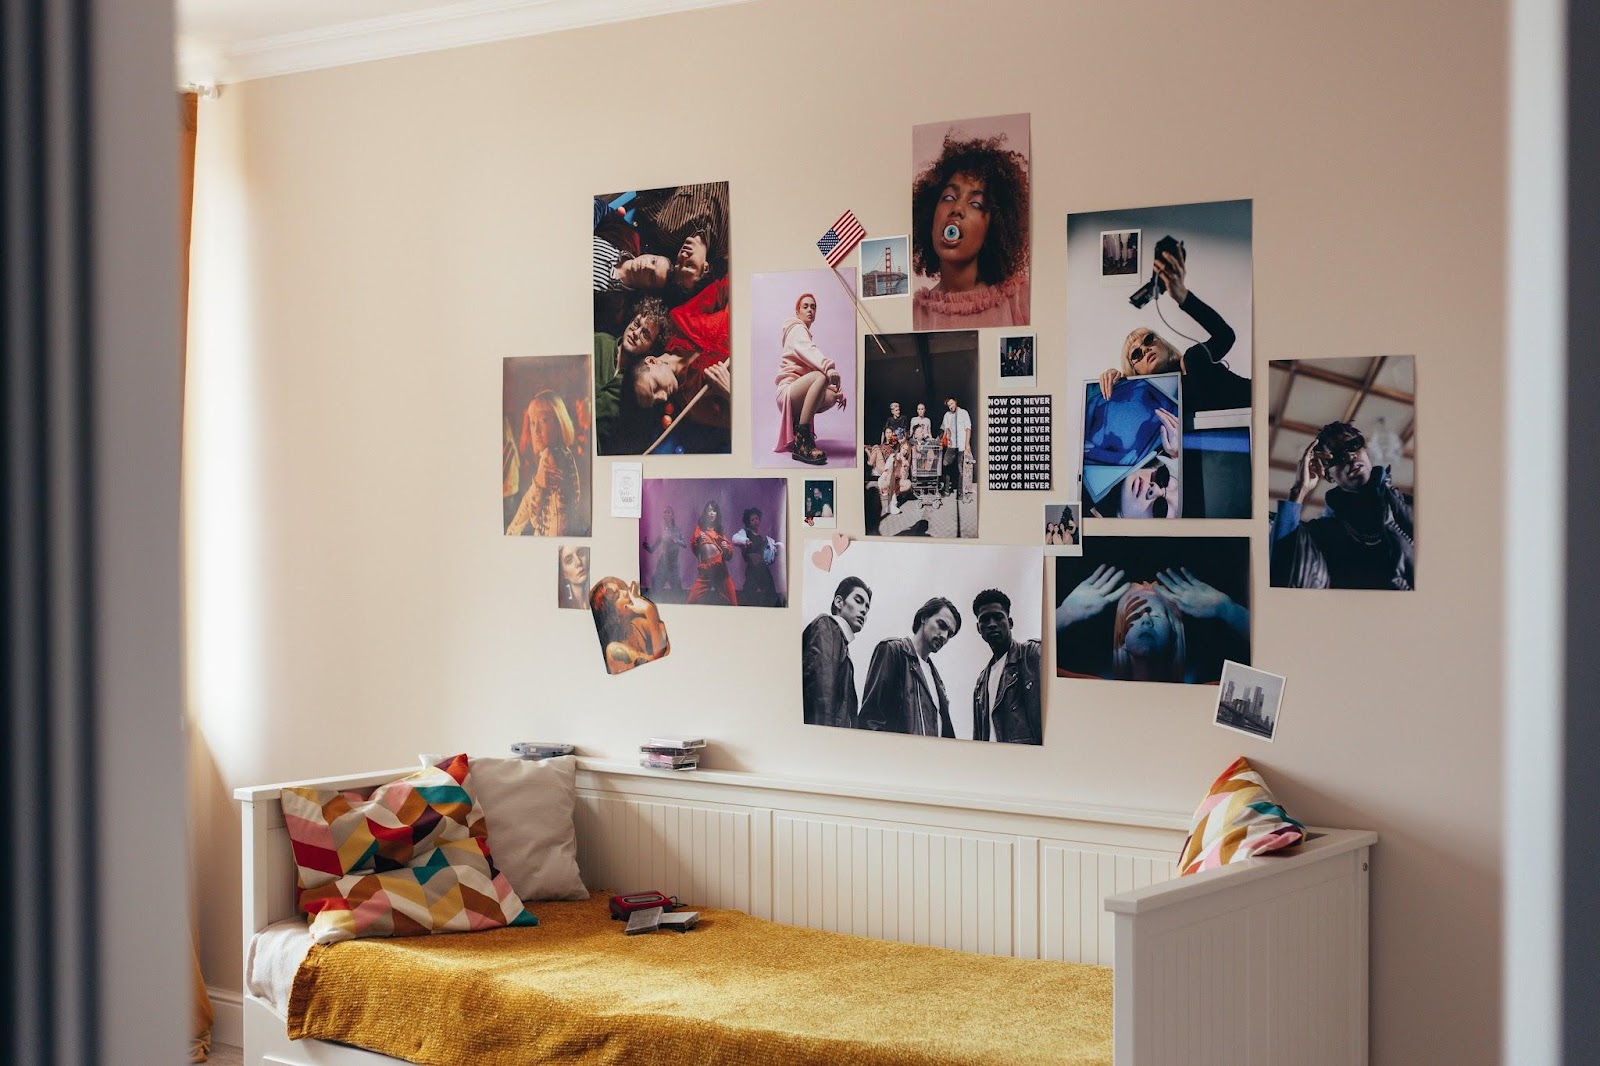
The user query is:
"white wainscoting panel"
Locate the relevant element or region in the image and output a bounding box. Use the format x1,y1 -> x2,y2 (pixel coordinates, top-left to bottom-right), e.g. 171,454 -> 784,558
574,793 -> 753,913
1041,845 -> 1180,965
570,764 -> 1193,965
1117,848 -> 1367,1066
772,814 -> 1016,955
1248,875 -> 1360,1065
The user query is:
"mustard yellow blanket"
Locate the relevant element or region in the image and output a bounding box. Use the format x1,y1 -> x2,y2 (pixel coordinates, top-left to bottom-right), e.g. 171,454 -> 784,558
288,895 -> 1112,1065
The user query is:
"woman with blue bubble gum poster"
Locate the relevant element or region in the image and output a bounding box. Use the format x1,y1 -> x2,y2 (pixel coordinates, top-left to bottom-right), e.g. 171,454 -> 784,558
910,114 -> 1031,331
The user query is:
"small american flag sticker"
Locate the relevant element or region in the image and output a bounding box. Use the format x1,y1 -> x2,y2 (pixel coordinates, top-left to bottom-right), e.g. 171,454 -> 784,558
816,211 -> 867,268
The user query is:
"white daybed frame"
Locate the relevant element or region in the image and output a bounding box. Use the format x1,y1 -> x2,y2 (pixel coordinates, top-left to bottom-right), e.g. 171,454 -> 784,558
236,759 -> 1375,1066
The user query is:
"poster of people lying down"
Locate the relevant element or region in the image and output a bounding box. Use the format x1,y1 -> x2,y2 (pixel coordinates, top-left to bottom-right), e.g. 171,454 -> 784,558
801,538 -> 1043,744
1054,536 -> 1249,685
593,182 -> 731,455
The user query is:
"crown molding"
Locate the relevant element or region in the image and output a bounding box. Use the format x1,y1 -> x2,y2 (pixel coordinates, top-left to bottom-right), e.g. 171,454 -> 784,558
209,0 -> 756,83
177,34 -> 228,91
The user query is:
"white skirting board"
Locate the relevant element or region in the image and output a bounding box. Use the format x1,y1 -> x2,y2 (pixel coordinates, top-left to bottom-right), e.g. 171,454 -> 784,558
236,758 -> 1375,1066
207,985 -> 244,1049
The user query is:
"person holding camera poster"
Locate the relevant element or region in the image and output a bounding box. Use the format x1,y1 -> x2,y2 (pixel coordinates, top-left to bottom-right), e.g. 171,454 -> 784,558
1066,200 -> 1254,519
1092,239 -> 1248,415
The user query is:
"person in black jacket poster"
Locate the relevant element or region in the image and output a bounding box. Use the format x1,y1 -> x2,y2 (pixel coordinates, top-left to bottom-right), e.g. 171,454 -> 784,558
800,576 -> 873,729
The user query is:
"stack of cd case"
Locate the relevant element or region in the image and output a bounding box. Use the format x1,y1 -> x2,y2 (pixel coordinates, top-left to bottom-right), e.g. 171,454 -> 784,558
640,736 -> 705,771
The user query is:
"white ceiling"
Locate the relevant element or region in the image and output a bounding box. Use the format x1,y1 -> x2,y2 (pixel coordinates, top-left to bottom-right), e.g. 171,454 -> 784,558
176,0 -> 756,84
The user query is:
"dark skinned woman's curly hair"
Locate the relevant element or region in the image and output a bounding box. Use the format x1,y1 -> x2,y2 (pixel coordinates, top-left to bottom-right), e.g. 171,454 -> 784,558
911,133 -> 1030,285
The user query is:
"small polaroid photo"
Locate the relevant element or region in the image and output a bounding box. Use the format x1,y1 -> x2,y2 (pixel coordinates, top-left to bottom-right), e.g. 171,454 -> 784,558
1214,661 -> 1286,742
997,333 -> 1037,388
1100,228 -> 1141,285
802,479 -> 837,529
1042,501 -> 1082,556
859,235 -> 910,299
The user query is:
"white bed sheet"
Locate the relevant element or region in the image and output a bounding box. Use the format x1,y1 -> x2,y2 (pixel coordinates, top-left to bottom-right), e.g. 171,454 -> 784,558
245,918 -> 314,1018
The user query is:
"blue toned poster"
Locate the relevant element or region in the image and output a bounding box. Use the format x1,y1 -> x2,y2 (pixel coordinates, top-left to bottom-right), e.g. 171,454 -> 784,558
1081,373 -> 1180,506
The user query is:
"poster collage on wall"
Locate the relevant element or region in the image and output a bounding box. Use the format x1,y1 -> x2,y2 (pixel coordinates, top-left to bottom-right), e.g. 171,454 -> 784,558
498,111 -> 1419,749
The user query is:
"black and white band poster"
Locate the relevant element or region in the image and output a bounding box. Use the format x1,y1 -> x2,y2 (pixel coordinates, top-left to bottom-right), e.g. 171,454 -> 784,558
987,394 -> 1052,491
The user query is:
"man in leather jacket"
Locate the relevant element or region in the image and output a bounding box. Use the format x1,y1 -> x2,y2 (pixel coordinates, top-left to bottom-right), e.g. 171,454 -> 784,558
801,576 -> 872,729
971,589 -> 1042,744
1270,421 -> 1414,590
858,597 -> 960,737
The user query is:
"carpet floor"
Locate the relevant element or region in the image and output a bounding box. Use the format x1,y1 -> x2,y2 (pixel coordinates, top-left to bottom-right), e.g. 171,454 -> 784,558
203,1044 -> 242,1066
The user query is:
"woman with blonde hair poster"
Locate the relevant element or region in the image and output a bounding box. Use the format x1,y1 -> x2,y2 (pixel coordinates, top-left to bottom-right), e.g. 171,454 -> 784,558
503,354 -> 591,536
1094,244 -> 1248,413
508,389 -> 583,537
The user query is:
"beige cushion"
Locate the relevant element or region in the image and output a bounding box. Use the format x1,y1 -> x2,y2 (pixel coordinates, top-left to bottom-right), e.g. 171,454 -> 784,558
419,753 -> 588,901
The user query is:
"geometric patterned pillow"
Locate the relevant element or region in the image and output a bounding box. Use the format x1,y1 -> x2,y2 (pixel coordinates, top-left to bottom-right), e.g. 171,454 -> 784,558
1176,755 -> 1307,877
282,754 -> 537,945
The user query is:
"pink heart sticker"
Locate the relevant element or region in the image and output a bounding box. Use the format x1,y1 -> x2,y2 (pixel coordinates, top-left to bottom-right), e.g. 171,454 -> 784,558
831,533 -> 850,555
811,545 -> 834,572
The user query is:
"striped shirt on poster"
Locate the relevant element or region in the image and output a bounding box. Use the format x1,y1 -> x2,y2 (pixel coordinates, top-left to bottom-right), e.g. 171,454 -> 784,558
593,236 -> 629,292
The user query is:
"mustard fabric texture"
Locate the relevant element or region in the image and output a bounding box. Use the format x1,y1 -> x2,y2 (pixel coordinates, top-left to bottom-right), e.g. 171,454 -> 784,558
288,895 -> 1112,1065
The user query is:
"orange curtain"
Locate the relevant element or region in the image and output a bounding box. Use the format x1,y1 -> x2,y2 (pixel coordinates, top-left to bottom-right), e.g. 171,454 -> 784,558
178,89 -> 214,1064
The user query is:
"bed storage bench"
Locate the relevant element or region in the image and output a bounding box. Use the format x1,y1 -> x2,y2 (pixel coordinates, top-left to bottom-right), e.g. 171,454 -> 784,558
237,760 -> 1375,1066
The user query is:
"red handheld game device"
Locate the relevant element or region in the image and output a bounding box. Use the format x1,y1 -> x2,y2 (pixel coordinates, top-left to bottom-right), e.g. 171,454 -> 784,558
609,892 -> 674,919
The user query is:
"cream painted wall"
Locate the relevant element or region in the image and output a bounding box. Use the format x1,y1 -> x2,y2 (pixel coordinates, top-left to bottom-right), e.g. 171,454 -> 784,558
185,1 -> 1506,1062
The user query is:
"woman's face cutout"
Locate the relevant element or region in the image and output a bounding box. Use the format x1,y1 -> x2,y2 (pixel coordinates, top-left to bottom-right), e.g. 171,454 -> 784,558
560,547 -> 588,585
